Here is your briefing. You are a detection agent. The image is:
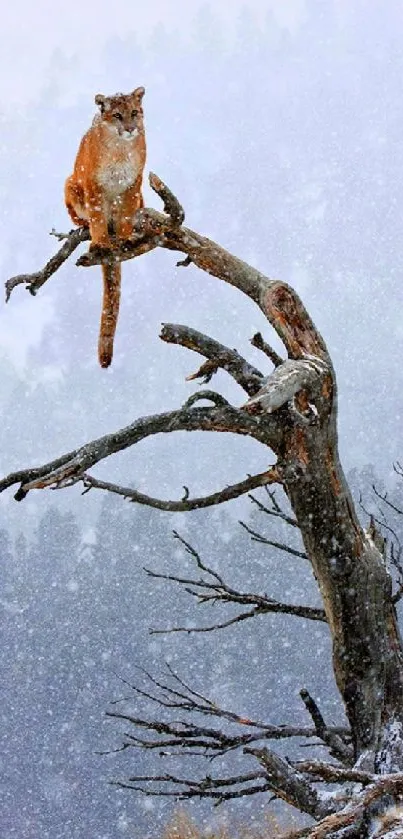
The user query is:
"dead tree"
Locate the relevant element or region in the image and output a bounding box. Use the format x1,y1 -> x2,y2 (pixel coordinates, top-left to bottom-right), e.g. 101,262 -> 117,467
3,174 -> 403,837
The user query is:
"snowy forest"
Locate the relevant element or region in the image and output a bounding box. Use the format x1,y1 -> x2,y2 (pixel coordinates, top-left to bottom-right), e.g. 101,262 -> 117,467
2,1 -> 403,837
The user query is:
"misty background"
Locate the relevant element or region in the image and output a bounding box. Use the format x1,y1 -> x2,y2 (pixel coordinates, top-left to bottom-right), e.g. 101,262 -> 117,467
1,0 -> 403,836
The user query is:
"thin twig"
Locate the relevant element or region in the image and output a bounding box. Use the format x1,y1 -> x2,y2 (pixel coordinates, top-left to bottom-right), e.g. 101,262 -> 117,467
239,520 -> 308,559
111,776 -> 274,804
372,484 -> 403,517
248,490 -> 299,528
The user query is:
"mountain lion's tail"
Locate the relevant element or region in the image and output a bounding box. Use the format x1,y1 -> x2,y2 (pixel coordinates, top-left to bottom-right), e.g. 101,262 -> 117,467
98,260 -> 121,368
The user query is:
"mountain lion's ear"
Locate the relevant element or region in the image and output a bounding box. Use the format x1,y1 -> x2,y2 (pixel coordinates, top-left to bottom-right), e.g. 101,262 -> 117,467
95,94 -> 107,113
133,86 -> 145,102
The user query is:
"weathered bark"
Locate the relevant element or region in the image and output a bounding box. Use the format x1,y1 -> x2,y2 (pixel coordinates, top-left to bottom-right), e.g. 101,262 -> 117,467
4,174 -> 403,835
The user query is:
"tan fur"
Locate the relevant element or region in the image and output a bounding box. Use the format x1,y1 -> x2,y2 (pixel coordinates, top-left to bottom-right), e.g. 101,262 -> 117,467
65,87 -> 146,367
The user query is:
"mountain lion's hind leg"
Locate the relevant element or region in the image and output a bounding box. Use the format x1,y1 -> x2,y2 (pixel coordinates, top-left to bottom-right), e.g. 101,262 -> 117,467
64,177 -> 89,227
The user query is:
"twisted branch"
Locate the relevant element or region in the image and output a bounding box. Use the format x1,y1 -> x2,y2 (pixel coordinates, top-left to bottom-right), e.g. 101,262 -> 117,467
5,227 -> 89,301
161,323 -> 264,396
0,402 -> 281,501
4,172 -> 183,303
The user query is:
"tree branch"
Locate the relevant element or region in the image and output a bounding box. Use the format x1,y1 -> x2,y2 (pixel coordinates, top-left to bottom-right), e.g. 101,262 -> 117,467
5,226 -> 89,301
144,531 -> 326,634
76,174 -> 331,363
148,601 -> 326,635
238,519 -> 308,559
80,467 -> 281,511
300,689 -> 353,765
242,357 -> 328,417
243,746 -> 328,819
295,760 -> 371,784
148,171 -> 185,225
0,403 -> 282,500
3,173 -> 183,302
105,665 -> 349,762
248,487 -> 299,528
111,772 -> 274,805
5,174 -> 331,370
305,775 -> 403,838
160,323 -> 264,396
251,331 -> 284,367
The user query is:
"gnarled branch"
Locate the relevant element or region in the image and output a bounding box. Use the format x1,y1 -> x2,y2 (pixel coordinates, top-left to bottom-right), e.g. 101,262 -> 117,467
242,357 -> 329,417
161,323 -> 264,396
0,402 -> 282,501
5,226 -> 89,301
307,775 -> 403,838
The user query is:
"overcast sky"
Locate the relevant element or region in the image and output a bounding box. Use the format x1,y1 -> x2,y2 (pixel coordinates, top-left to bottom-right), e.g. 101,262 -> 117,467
1,0 -> 303,108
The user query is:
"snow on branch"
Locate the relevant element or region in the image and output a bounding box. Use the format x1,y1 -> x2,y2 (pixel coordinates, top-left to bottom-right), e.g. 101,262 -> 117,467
304,775 -> 403,838
244,746 -> 329,819
242,357 -> 329,417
